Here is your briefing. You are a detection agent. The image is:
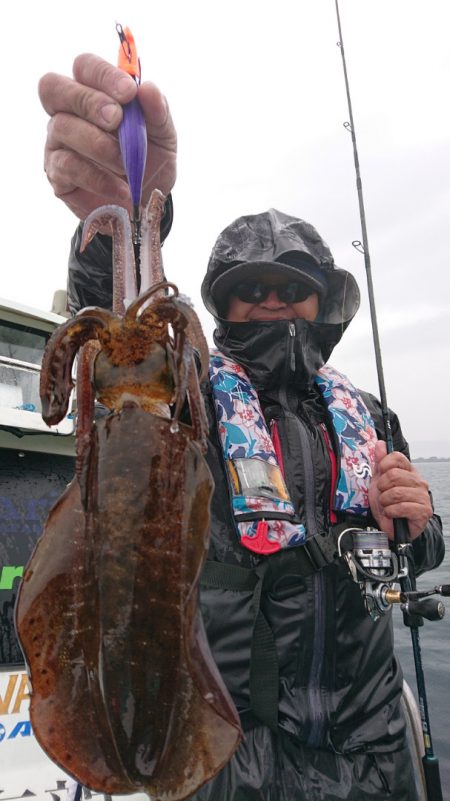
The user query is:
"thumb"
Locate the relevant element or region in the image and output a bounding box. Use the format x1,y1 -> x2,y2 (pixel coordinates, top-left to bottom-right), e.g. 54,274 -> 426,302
373,440 -> 387,476
139,82 -> 172,131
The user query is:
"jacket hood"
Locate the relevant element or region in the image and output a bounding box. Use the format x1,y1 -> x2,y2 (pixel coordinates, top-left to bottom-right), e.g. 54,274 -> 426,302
213,317 -> 347,394
204,210 -> 360,385
201,208 -> 360,327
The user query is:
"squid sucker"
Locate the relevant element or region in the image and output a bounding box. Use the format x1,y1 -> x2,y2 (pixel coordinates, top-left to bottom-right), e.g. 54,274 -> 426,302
15,192 -> 242,800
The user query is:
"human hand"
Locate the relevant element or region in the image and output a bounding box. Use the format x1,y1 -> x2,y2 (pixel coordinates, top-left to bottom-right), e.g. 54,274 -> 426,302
39,53 -> 177,221
368,440 -> 433,540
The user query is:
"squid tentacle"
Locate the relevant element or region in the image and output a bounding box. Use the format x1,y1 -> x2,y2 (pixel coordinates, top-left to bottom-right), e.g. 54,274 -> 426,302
81,205 -> 137,315
75,306 -> 116,326
140,189 -> 167,293
125,282 -> 178,321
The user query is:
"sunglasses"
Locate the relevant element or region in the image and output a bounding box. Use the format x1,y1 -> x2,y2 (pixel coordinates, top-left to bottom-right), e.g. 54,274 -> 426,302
232,280 -> 315,305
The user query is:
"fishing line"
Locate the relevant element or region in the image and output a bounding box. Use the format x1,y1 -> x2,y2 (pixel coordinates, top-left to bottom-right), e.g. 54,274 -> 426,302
334,2 -> 444,799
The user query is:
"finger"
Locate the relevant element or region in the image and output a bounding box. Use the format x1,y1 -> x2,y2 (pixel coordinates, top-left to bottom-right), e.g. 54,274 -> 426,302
377,465 -> 428,493
52,188 -> 125,223
139,83 -> 177,144
375,449 -> 412,477
39,73 -> 123,132
377,500 -> 431,529
138,82 -> 168,127
45,148 -> 130,212
373,439 -> 387,468
46,114 -> 124,177
378,484 -> 432,509
138,84 -> 177,200
72,54 -> 137,102
39,58 -> 136,132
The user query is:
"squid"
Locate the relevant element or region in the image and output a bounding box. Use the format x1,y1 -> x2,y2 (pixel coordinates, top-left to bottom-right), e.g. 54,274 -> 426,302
15,191 -> 242,800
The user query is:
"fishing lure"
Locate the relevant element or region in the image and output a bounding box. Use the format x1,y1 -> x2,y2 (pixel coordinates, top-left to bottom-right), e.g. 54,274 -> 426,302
116,23 -> 147,240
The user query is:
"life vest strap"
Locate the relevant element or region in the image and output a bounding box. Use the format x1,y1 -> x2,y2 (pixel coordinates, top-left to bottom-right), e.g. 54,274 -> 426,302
201,559 -> 278,732
200,546 -> 330,733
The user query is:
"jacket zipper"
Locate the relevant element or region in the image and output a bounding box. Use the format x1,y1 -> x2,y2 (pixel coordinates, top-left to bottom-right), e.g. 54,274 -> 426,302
280,322 -> 327,743
279,322 -> 319,539
307,569 -> 327,747
288,321 -> 296,372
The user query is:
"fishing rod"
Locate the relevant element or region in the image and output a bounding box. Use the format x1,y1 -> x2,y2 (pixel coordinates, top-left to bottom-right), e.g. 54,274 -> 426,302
334,2 -> 445,799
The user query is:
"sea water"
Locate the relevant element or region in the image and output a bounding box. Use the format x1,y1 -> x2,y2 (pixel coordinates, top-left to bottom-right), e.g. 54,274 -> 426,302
393,461 -> 450,792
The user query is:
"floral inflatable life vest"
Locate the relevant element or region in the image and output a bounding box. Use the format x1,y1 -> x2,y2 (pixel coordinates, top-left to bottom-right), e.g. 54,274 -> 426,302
209,351 -> 377,555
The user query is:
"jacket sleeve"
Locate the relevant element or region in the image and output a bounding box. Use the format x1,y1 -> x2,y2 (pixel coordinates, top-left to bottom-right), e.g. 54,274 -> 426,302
67,194 -> 174,314
360,391 -> 445,576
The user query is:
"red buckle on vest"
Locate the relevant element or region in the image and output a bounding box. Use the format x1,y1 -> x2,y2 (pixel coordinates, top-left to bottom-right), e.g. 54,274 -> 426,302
240,520 -> 281,555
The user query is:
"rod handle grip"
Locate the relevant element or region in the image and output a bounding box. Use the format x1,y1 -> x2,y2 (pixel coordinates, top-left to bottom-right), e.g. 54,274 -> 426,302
423,755 -> 443,801
394,516 -> 411,546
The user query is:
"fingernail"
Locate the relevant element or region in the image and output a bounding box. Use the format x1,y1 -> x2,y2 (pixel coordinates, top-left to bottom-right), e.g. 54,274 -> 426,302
100,103 -> 120,125
118,75 -> 135,97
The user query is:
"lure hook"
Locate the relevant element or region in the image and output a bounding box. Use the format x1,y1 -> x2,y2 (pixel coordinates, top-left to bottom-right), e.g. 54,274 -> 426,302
116,23 -> 142,84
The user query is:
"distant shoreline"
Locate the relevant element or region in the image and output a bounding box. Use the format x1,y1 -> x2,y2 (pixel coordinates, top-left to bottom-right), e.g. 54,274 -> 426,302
412,457 -> 450,463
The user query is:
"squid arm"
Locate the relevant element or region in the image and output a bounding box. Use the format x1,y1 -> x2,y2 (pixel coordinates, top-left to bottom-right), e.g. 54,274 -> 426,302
138,294 -> 210,449
80,205 -> 137,314
75,340 -> 102,490
40,315 -> 107,426
172,295 -> 210,382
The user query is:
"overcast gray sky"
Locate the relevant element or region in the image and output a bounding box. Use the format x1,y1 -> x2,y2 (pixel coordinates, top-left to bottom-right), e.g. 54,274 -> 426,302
2,0 -> 449,456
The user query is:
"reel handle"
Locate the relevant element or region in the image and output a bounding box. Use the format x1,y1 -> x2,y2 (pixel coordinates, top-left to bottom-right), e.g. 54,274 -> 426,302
403,597 -> 445,622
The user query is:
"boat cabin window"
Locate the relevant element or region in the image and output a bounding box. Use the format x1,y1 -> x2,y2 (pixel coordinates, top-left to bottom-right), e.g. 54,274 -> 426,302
0,321 -> 48,365
0,321 -> 49,415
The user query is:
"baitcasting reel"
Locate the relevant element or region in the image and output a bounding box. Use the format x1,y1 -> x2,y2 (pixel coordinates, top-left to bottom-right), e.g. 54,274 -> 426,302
338,528 -> 448,622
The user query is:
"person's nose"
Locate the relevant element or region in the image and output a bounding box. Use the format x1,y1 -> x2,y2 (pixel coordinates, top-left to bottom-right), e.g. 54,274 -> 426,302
260,289 -> 287,309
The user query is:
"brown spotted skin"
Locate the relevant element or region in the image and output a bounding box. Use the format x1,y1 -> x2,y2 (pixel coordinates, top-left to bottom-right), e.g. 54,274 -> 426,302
16,409 -> 242,798
16,200 -> 241,799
